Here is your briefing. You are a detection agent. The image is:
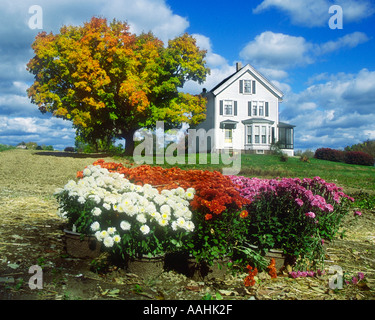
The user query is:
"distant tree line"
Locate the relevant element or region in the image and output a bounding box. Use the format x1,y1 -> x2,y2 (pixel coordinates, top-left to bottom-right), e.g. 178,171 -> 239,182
17,141 -> 54,151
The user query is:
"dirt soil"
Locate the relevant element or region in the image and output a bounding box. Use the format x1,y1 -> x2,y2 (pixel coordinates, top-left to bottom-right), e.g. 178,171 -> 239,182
0,149 -> 374,301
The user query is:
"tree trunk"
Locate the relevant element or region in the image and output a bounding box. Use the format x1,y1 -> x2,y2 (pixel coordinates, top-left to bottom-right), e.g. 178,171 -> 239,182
122,129 -> 137,156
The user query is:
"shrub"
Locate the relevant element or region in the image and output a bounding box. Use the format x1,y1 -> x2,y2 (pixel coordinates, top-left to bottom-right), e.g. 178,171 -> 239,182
280,154 -> 288,162
64,146 -> 76,152
314,148 -> 345,162
344,151 -> 374,166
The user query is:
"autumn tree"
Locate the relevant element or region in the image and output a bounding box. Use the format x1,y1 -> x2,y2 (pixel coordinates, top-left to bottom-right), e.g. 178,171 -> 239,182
27,17 -> 209,154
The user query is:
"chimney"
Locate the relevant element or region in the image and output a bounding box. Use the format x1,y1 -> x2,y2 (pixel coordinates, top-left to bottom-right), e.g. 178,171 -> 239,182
236,62 -> 242,71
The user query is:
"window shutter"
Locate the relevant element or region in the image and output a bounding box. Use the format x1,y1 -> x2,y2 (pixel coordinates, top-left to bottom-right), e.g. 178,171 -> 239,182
239,80 -> 243,93
265,102 -> 269,117
220,100 -> 223,115
234,101 -> 237,116
248,101 -> 252,116
252,80 -> 256,94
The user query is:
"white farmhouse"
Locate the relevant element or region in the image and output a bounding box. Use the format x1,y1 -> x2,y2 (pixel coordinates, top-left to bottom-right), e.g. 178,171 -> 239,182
196,62 -> 295,156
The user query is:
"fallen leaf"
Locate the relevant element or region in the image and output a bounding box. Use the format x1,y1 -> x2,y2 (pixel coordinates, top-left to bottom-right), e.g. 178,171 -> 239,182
185,285 -> 204,292
219,289 -> 238,296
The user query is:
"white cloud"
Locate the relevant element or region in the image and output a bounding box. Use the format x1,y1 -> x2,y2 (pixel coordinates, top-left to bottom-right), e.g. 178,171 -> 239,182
240,31 -> 314,70
253,0 -> 375,27
317,32 -> 369,55
192,34 -> 228,68
100,0 -> 189,43
281,68 -> 375,150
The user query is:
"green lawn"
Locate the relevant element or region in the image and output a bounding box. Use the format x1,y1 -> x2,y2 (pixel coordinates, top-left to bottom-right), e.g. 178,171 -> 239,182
118,153 -> 375,193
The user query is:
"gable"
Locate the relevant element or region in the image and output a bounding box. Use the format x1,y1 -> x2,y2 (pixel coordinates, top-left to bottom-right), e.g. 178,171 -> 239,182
210,64 -> 283,101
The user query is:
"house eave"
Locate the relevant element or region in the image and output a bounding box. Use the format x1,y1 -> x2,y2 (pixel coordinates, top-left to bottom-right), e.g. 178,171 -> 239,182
210,63 -> 284,100
241,118 -> 275,125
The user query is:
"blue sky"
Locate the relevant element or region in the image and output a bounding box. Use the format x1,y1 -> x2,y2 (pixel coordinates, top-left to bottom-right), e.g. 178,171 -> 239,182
1,0 -> 375,151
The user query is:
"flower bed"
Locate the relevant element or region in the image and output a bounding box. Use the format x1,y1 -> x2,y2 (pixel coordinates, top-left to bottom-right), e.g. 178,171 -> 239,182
228,175 -> 354,268
56,164 -> 196,259
56,160 -> 357,273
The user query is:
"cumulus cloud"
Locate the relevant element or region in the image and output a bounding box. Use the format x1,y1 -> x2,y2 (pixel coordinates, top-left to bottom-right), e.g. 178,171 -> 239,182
280,69 -> 375,150
100,0 -> 189,43
192,34 -> 228,67
240,31 -> 314,70
240,31 -> 369,73
253,0 -> 375,27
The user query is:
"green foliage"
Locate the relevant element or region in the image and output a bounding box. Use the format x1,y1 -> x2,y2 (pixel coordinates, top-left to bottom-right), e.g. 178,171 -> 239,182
0,144 -> 15,152
345,139 -> 375,158
350,191 -> 375,210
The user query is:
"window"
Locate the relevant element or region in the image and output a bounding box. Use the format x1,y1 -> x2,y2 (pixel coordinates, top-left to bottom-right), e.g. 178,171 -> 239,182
224,100 -> 233,116
254,126 -> 260,143
261,126 -> 266,144
247,125 -> 252,144
252,101 -> 257,116
259,102 -> 264,116
225,129 -> 233,144
244,80 -> 252,93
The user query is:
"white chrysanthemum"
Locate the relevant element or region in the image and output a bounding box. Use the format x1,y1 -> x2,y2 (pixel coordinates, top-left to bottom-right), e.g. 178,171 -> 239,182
140,224 -> 150,235
83,168 -> 91,176
113,235 -> 121,243
185,188 -> 195,200
158,218 -> 168,227
185,221 -> 195,232
91,207 -> 102,216
161,212 -> 170,220
117,203 -> 125,213
77,196 -> 86,204
107,227 -> 116,235
95,231 -> 102,241
161,189 -> 172,197
90,221 -> 100,232
136,213 -> 147,224
103,203 -> 111,211
154,194 -> 166,205
176,217 -> 186,228
120,221 -> 131,231
103,236 -> 114,248
160,204 -> 171,215
171,221 -> 178,231
99,230 -> 108,239
184,210 -> 192,220
89,194 -> 101,204
150,211 -> 161,220
135,185 -> 143,193
175,187 -> 185,197
145,203 -> 156,215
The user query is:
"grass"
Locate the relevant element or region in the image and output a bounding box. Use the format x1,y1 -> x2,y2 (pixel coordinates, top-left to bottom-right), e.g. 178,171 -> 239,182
113,152 -> 375,193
